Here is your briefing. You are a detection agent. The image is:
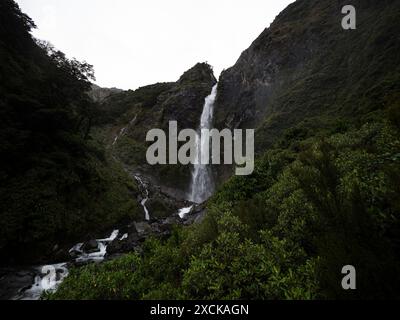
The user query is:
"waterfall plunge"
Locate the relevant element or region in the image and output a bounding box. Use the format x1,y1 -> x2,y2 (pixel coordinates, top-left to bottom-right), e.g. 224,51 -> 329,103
189,84 -> 218,204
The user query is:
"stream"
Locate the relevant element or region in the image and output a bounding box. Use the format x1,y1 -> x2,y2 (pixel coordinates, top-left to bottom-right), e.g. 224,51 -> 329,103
2,85 -> 217,300
10,229 -> 120,300
134,175 -> 150,221
2,175 -> 193,300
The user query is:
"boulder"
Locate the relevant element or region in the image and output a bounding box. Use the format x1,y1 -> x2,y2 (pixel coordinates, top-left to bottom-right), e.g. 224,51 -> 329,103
0,269 -> 35,300
106,232 -> 142,256
134,222 -> 152,236
82,240 -> 99,253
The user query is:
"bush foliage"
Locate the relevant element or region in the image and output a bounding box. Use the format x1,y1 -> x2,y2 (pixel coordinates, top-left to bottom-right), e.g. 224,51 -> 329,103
51,115 -> 400,300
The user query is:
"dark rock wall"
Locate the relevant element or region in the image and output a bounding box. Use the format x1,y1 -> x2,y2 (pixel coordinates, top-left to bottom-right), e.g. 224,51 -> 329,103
100,62 -> 217,198
213,0 -> 400,185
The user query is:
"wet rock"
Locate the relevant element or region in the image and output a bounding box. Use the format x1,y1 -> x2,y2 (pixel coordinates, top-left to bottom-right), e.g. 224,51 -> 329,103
0,269 -> 35,300
182,203 -> 207,225
145,184 -> 192,220
106,238 -> 139,256
105,226 -> 144,257
53,248 -> 70,262
69,247 -> 82,259
146,197 -> 173,220
150,222 -> 173,239
134,222 -> 152,236
82,240 -> 99,253
163,216 -> 182,225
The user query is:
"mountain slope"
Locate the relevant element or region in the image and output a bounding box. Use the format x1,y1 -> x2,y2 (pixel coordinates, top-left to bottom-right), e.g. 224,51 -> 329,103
51,0 -> 400,300
215,0 -> 400,148
0,0 -> 142,264
95,63 -> 217,199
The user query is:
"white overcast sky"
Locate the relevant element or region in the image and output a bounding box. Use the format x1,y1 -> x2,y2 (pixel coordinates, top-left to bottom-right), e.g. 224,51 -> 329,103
16,0 -> 294,90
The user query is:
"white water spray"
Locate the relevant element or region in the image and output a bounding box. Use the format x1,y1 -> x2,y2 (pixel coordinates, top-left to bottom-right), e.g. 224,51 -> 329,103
13,229 -> 120,300
134,175 -> 150,221
189,84 -> 218,203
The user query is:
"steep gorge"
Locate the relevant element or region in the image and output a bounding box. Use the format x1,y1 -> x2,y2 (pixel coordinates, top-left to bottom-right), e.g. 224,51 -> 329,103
1,0 -> 400,300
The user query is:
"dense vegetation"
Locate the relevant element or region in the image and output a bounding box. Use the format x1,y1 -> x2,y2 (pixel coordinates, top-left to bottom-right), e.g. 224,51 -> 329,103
1,0 -> 399,300
49,0 -> 400,299
51,109 -> 400,299
0,0 -> 142,264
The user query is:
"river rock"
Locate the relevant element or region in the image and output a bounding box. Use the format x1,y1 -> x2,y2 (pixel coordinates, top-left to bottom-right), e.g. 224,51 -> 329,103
53,248 -> 70,262
69,247 -> 82,259
82,240 -> 99,253
0,269 -> 35,300
134,222 -> 152,236
106,232 -> 141,256
182,203 -> 207,225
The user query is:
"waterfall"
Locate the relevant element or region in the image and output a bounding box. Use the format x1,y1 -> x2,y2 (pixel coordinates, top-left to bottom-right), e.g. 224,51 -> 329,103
134,175 -> 150,221
189,84 -> 218,203
112,127 -> 127,145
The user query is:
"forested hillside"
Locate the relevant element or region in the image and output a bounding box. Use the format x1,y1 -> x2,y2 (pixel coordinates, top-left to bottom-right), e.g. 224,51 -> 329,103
51,0 -> 400,299
0,0 -> 142,264
1,0 -> 399,300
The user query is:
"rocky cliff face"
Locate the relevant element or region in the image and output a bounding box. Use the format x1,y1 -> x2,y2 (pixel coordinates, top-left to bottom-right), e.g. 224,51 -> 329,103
89,84 -> 123,102
127,62 -> 217,140
213,0 -> 400,183
97,62 -> 217,199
